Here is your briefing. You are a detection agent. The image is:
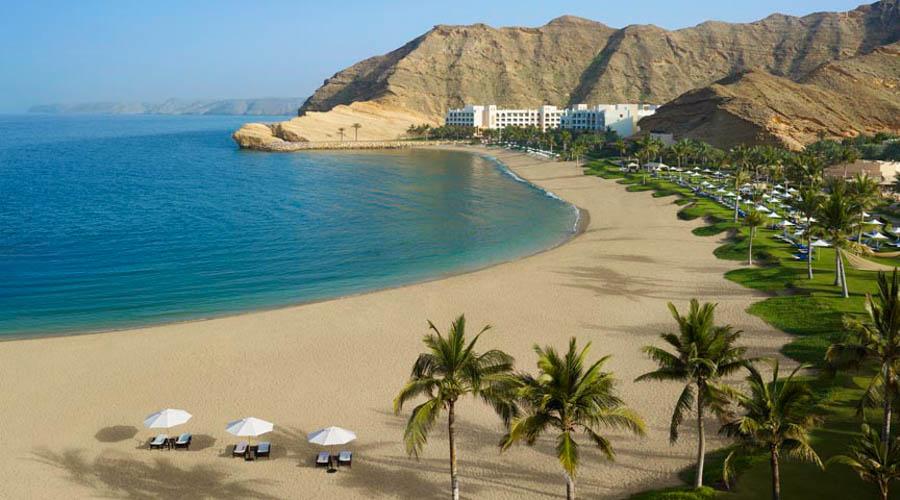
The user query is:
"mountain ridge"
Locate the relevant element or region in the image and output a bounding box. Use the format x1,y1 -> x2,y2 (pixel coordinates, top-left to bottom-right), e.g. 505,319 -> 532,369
31,97 -> 305,116
299,0 -> 898,122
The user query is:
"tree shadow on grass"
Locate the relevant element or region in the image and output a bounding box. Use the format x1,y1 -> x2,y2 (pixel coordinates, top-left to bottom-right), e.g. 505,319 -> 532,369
32,448 -> 278,499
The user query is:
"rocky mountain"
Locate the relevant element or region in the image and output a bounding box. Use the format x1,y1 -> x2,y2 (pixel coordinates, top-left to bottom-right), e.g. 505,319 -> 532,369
236,1 -> 899,149
300,1 -> 898,122
31,98 -> 305,116
639,43 -> 900,149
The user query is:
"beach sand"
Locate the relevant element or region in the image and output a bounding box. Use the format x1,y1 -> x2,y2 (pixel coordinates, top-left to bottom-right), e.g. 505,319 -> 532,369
0,146 -> 790,499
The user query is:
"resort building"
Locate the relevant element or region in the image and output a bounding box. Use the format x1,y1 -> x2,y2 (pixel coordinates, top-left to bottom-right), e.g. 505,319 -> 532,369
445,103 -> 658,137
824,160 -> 900,189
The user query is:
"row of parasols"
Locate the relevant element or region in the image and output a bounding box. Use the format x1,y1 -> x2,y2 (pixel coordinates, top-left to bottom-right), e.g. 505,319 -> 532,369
144,408 -> 356,451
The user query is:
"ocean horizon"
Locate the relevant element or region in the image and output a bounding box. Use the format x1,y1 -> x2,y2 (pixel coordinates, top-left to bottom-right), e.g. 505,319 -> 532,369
0,114 -> 577,338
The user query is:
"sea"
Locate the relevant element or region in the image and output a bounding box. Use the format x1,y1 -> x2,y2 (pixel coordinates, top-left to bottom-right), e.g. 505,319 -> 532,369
0,114 -> 577,338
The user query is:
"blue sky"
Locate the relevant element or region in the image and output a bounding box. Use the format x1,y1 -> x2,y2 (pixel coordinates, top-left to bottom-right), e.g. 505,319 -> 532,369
0,0 -> 866,112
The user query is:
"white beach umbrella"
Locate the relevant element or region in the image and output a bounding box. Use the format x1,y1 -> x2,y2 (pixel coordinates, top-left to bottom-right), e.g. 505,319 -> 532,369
725,191 -> 736,197
755,205 -> 771,213
870,232 -> 889,240
779,220 -> 796,227
866,219 -> 885,226
716,187 -> 726,193
308,426 -> 357,447
144,408 -> 192,429
811,239 -> 831,248
863,211 -> 871,218
226,417 -> 274,438
767,212 -> 782,219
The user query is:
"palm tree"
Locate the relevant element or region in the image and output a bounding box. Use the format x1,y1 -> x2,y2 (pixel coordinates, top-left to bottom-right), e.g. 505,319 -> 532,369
636,299 -> 748,488
732,169 -> 751,223
827,269 -> 900,443
561,130 -> 573,155
393,315 -> 517,500
351,123 -> 362,141
817,184 -> 855,298
721,360 -> 823,500
672,139 -> 692,170
849,173 -> 882,242
636,136 -> 662,169
828,424 -> 900,500
614,139 -> 628,165
744,209 -> 767,266
795,186 -> 823,279
730,145 -> 753,173
501,338 -> 645,500
337,127 -> 346,141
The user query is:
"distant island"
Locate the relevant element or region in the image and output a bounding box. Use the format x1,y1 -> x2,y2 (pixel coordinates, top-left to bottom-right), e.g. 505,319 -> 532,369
29,97 -> 305,116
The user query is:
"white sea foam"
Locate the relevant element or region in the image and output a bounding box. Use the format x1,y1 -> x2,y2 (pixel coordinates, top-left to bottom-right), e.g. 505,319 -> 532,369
486,153 -> 579,233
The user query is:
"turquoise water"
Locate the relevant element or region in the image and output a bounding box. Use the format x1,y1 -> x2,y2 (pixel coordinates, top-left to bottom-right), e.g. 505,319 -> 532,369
0,114 -> 577,338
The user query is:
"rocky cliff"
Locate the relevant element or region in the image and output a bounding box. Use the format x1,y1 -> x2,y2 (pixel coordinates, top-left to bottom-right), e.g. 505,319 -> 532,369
638,43 -> 900,149
300,1 -> 898,121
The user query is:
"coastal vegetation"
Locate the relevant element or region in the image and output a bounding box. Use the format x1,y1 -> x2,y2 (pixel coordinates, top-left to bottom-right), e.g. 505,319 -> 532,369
568,134 -> 900,498
501,338 -> 646,500
393,315 -> 516,500
636,300 -> 748,488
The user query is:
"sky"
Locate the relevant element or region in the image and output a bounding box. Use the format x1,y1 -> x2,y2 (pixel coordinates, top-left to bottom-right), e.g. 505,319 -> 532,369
0,0 -> 867,112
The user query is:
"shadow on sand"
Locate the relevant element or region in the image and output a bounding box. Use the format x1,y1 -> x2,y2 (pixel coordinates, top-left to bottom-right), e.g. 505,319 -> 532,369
32,448 -> 279,499
95,426 -> 138,443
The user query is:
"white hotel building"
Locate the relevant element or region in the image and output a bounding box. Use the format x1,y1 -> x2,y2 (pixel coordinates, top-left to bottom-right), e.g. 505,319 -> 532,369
445,103 -> 658,137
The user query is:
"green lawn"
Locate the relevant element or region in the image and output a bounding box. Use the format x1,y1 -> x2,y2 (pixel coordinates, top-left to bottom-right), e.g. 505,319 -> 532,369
583,160 -> 898,499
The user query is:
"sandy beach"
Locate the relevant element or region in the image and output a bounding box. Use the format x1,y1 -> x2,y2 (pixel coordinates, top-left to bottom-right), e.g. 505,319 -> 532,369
0,146 -> 790,499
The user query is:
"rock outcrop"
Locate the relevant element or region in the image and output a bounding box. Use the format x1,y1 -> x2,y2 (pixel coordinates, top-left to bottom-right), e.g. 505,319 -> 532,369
638,43 -> 900,149
232,101 -> 435,150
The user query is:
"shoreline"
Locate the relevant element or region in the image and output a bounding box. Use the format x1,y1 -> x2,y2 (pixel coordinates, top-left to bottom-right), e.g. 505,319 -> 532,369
0,147 -> 588,343
1,146 -> 790,499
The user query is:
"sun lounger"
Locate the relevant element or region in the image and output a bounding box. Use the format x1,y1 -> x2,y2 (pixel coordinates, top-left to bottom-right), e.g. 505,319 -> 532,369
316,451 -> 331,467
338,451 -> 352,467
256,442 -> 270,459
174,433 -> 191,449
149,434 -> 168,449
232,441 -> 248,458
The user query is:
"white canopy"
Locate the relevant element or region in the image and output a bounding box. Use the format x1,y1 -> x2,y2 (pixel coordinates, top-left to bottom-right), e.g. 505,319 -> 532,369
144,409 -> 192,429
226,417 -> 274,437
755,205 -> 771,213
767,212 -> 783,219
866,219 -> 885,226
308,426 -> 357,446
779,220 -> 796,227
870,232 -> 889,240
811,239 -> 831,247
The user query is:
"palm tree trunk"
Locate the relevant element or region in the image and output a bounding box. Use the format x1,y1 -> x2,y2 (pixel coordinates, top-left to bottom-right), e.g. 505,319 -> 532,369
807,233 -> 814,279
448,401 -> 459,500
883,362 -> 893,443
834,248 -> 842,286
859,212 -> 865,242
748,230 -> 754,265
695,389 -> 705,488
565,472 -> 576,500
880,480 -> 889,500
733,200 -> 740,223
839,249 -> 849,298
771,447 -> 781,500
